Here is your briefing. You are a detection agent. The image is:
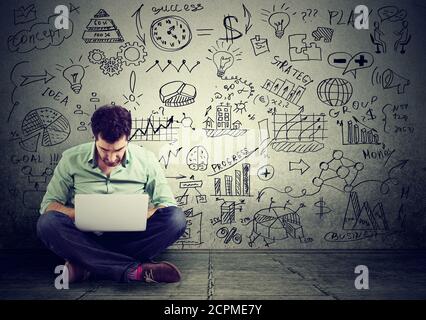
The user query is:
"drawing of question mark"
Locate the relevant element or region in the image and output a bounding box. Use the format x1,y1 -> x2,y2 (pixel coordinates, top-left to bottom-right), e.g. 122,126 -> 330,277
307,8 -> 312,19
313,9 -> 318,17
301,11 -> 307,22
159,106 -> 164,116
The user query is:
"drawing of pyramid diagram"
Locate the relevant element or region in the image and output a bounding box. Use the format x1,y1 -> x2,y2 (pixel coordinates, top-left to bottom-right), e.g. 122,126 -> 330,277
343,192 -> 389,231
82,9 -> 124,43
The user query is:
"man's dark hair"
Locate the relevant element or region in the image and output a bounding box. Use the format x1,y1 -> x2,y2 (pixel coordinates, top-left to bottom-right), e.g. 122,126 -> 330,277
91,105 -> 132,143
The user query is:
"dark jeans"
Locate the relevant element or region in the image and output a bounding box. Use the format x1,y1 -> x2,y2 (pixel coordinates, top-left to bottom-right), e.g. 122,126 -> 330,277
36,206 -> 186,282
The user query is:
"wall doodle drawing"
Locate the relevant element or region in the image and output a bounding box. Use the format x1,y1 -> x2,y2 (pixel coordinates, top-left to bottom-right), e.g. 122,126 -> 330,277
8,13 -> 74,53
150,15 -> 192,51
0,0 -> 425,250
261,4 -> 291,39
247,199 -> 312,247
129,115 -> 177,142
14,4 -> 37,25
206,41 -> 242,78
159,81 -> 197,107
16,107 -> 71,152
327,52 -> 374,78
317,78 -> 353,106
82,9 -> 124,43
56,56 -> 88,94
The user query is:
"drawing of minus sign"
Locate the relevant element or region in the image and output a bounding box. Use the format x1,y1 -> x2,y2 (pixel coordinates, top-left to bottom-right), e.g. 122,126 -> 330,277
333,58 -> 347,64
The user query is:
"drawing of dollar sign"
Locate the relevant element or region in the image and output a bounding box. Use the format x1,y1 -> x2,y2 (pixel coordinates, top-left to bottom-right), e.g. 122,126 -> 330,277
314,197 -> 332,219
220,15 -> 243,43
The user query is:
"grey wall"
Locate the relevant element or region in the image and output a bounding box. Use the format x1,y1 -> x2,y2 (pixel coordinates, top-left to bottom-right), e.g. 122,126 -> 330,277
0,0 -> 425,249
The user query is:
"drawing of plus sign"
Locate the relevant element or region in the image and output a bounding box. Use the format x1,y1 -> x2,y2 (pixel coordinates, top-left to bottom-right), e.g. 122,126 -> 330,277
355,55 -> 368,66
262,168 -> 271,178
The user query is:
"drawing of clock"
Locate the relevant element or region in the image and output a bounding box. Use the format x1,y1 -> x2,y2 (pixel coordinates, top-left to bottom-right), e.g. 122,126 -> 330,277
150,16 -> 192,52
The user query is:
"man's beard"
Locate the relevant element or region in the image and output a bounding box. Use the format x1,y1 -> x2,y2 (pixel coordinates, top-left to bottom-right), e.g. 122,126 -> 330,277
102,156 -> 121,167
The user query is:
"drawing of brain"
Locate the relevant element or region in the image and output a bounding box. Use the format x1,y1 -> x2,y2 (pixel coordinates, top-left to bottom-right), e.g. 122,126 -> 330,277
187,146 -> 209,171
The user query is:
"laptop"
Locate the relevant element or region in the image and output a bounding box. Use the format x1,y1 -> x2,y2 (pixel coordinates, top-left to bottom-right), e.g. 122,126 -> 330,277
75,194 -> 149,232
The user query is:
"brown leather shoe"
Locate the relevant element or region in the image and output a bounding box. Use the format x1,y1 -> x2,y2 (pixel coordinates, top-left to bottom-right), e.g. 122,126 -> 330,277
140,261 -> 182,283
64,261 -> 91,283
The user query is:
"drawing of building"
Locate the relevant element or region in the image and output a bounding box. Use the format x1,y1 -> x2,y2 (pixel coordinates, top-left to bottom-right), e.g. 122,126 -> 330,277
216,105 -> 231,129
203,116 -> 214,128
203,104 -> 247,137
232,120 -> 242,129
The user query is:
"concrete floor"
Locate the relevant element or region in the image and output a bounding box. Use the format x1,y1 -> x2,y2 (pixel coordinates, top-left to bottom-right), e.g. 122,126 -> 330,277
1,250 -> 425,300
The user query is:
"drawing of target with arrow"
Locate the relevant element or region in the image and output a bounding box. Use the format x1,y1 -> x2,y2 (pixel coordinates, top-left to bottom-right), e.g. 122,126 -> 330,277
216,226 -> 242,244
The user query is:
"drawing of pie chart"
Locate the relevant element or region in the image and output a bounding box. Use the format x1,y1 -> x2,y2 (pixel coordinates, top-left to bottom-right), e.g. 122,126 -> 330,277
20,107 -> 71,152
252,207 -> 289,241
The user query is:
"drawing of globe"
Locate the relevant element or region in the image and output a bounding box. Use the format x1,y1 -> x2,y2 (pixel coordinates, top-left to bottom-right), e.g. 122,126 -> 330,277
317,78 -> 353,106
20,107 -> 71,152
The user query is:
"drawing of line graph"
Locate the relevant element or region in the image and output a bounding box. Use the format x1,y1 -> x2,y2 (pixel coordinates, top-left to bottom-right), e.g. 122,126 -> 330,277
129,116 -> 177,141
273,113 -> 326,142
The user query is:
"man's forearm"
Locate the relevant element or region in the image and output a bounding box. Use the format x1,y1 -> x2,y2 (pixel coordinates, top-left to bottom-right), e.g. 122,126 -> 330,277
45,202 -> 75,220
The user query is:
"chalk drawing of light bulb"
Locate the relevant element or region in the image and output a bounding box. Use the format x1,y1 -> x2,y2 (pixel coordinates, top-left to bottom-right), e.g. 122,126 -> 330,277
268,12 -> 290,39
63,64 -> 85,94
213,51 -> 234,78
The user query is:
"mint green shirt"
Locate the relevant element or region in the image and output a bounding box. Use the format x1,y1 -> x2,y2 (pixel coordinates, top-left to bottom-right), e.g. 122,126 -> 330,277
39,142 -> 177,214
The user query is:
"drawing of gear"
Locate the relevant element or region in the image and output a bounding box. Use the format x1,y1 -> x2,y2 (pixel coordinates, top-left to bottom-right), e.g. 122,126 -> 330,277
88,49 -> 106,64
117,42 -> 147,66
100,56 -> 123,76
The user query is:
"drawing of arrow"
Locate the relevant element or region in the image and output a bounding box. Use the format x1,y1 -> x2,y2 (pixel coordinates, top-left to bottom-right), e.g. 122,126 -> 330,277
289,159 -> 310,175
20,70 -> 55,87
166,174 -> 187,179
388,159 -> 409,176
131,4 -> 146,45
352,116 -> 377,132
243,4 -> 252,34
159,147 -> 183,169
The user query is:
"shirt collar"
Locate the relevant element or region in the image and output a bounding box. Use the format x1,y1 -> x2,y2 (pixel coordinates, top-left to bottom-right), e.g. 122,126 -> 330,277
87,141 -> 130,168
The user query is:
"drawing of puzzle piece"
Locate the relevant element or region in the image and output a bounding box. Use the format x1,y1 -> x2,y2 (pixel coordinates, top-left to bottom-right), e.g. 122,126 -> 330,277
304,42 -> 322,60
289,34 -> 322,61
289,34 -> 309,61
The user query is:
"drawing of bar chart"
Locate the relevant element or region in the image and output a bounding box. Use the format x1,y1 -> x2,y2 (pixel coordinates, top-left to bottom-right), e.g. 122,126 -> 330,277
213,163 -> 251,197
221,201 -> 236,224
340,120 -> 380,145
262,78 -> 306,106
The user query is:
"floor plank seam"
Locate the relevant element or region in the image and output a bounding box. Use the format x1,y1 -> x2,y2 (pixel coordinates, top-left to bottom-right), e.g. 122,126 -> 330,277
271,256 -> 306,280
75,283 -> 100,300
286,267 -> 306,280
312,283 -> 339,300
207,250 -> 214,300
